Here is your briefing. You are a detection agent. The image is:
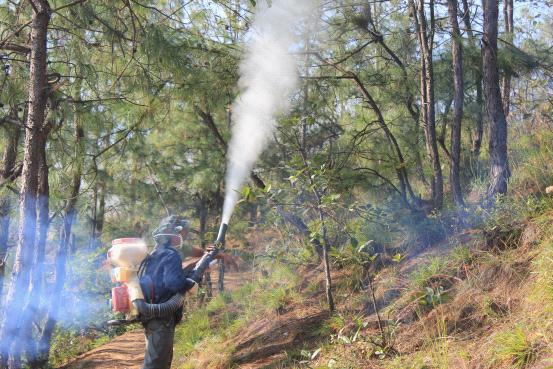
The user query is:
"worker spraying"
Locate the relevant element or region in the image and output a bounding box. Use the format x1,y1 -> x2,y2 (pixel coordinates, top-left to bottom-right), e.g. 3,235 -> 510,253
107,215 -> 228,369
104,0 -> 318,366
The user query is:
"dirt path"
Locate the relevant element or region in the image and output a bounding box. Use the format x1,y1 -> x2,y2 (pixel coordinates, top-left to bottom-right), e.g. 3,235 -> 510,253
61,267 -> 248,369
60,330 -> 145,369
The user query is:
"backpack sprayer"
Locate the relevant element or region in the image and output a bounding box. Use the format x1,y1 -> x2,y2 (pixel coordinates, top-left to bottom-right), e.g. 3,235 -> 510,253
107,223 -> 228,325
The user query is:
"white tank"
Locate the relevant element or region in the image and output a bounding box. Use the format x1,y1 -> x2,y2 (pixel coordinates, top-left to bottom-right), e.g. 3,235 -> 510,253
107,238 -> 148,268
107,238 -> 147,314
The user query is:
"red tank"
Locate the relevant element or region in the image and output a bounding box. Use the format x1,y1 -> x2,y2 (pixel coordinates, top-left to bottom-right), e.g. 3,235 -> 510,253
111,285 -> 130,312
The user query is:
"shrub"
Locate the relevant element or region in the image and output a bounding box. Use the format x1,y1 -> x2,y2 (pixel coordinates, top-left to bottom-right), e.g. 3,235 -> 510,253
493,326 -> 538,368
410,257 -> 449,289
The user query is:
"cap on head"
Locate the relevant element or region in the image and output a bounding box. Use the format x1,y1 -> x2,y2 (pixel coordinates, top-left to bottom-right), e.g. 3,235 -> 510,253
153,215 -> 189,247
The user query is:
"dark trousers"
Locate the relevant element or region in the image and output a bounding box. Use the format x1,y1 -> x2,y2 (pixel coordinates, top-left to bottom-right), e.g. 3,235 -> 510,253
142,316 -> 175,369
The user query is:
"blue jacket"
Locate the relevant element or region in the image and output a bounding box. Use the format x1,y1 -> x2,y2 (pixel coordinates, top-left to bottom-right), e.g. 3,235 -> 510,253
139,245 -> 194,304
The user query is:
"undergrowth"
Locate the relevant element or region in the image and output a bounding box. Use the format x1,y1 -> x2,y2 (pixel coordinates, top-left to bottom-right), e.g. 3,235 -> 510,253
177,136 -> 553,368
173,262 -> 302,368
49,328 -> 112,367
492,326 -> 538,368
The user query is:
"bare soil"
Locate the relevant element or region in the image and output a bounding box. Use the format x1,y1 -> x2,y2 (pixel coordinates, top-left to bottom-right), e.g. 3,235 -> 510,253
59,330 -> 145,369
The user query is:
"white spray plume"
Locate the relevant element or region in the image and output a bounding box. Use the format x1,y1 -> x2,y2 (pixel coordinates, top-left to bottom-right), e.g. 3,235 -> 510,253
222,0 -> 318,224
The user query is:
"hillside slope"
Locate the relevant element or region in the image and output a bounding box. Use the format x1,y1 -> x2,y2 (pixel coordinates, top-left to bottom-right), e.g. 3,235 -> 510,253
173,211 -> 553,369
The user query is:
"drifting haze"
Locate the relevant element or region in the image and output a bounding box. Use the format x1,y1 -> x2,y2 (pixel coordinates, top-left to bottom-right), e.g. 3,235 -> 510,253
221,0 -> 318,224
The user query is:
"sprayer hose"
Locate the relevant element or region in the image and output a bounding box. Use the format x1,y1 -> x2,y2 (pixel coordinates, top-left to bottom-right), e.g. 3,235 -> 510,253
132,243 -> 222,319
133,293 -> 185,318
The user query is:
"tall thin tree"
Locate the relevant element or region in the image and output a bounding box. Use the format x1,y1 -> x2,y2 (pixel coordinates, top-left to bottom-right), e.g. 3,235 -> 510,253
461,0 -> 485,159
501,0 -> 514,117
410,0 -> 443,209
0,1 -> 51,367
448,0 -> 465,206
0,123 -> 20,302
482,0 -> 510,196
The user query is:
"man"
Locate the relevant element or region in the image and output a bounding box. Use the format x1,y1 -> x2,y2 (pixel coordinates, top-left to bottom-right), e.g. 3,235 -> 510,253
138,215 -> 237,369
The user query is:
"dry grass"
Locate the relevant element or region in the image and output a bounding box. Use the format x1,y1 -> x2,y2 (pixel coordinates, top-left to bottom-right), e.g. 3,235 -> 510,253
175,213 -> 553,369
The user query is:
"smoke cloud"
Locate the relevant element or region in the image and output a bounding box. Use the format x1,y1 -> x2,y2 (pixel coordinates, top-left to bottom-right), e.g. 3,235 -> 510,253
0,211 -> 112,360
221,0 -> 319,224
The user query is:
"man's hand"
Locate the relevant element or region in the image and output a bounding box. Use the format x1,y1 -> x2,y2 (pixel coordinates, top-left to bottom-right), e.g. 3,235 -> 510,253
187,245 -> 239,271
202,244 -> 239,271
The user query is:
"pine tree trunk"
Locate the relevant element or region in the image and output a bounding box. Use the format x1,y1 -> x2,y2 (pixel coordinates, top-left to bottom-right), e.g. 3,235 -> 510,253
95,178 -> 106,238
197,197 -> 212,298
501,0 -> 513,118
410,0 -> 443,209
0,2 -> 51,366
0,126 -> 20,303
90,172 -> 106,248
30,81 -> 85,368
17,132 -> 50,363
360,5 -> 427,187
348,74 -> 416,208
320,218 -> 334,313
32,222 -> 68,368
217,258 -> 225,293
482,0 -> 509,196
448,0 -> 465,207
473,79 -> 484,159
461,0 -> 484,160
420,0 -> 442,209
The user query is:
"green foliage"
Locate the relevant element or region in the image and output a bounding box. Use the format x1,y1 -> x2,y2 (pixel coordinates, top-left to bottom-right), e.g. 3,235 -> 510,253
330,243 -> 377,269
510,129 -> 553,195
174,262 -> 302,364
317,315 -> 346,338
1,0 -> 552,367
450,245 -> 472,266
49,328 -> 111,368
387,353 -> 428,369
493,326 -> 538,368
410,257 -> 449,289
420,286 -> 445,307
174,309 -> 212,356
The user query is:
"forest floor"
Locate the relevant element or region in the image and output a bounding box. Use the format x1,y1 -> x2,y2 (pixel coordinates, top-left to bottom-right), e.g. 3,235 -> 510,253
60,210 -> 553,369
169,212 -> 553,368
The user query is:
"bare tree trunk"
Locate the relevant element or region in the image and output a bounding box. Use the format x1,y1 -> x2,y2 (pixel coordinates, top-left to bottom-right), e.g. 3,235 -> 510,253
0,2 -> 51,366
360,4 -> 427,187
298,150 -> 334,313
95,178 -> 106,239
482,0 -> 509,196
320,212 -> 334,313
217,258 -> 225,293
473,80 -> 484,159
448,0 -> 465,207
346,73 -> 417,208
0,125 -> 20,302
16,130 -> 50,363
501,0 -> 513,118
197,197 -> 212,298
31,96 -> 84,368
90,179 -> 97,242
198,197 -> 208,248
461,0 -> 484,160
421,0 -> 442,208
410,0 -> 443,209
32,222 -> 68,368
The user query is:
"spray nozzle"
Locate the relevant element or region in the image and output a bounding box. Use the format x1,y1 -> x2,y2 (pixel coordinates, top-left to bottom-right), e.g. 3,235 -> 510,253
214,223 -> 228,249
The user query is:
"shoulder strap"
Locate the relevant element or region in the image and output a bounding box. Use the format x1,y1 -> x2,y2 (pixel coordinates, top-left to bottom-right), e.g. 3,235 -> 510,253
138,254 -> 152,277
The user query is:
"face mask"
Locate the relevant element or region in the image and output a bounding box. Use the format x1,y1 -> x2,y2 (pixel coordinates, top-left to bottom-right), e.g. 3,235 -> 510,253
153,233 -> 183,248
